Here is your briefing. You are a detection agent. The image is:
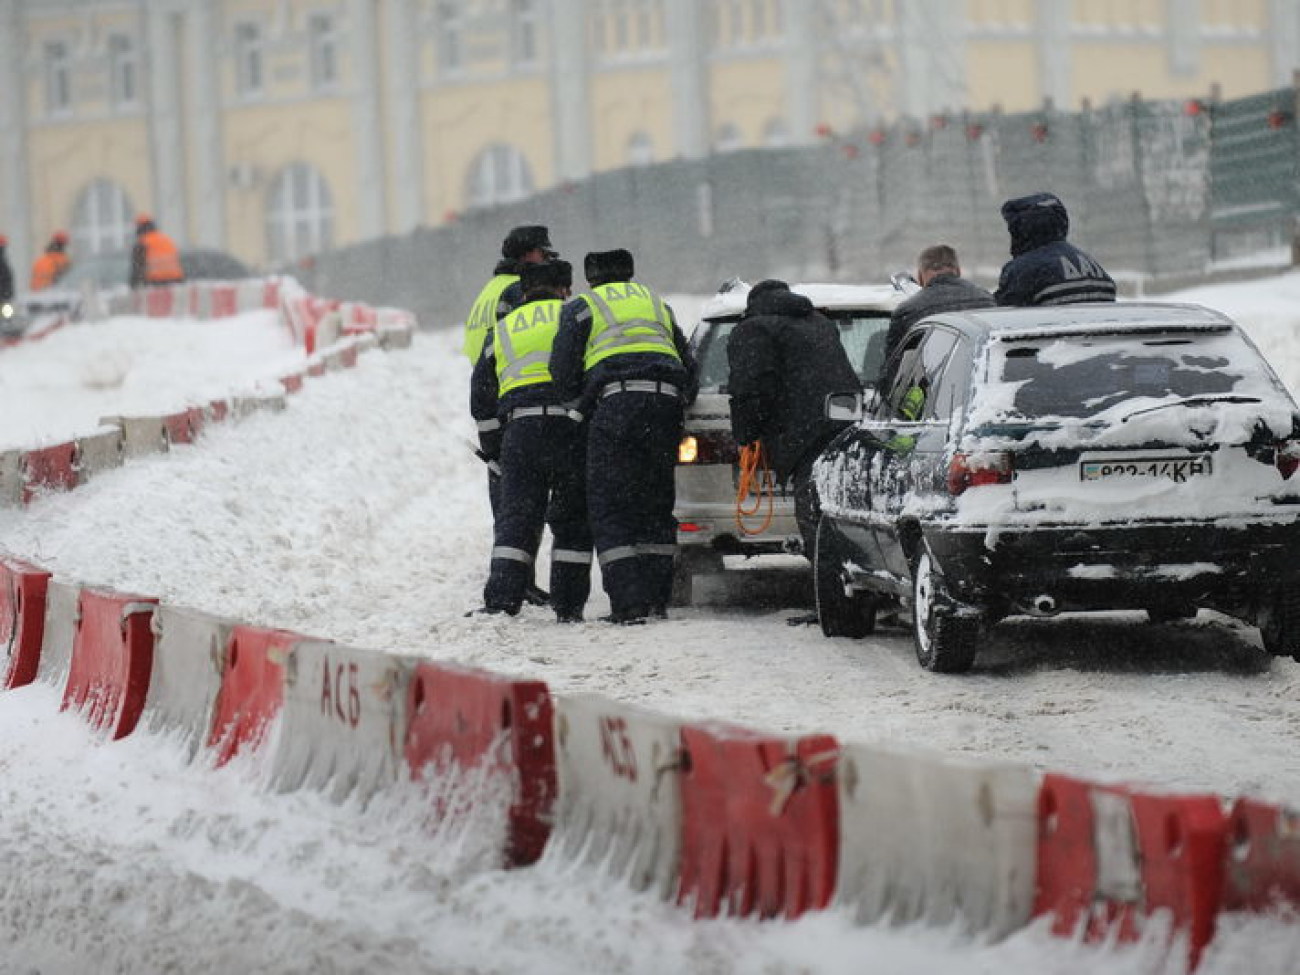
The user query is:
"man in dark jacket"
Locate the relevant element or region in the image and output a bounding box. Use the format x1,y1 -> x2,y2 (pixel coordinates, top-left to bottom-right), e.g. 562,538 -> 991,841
470,260 -> 591,621
726,280 -> 861,565
995,192 -> 1116,306
0,235 -> 13,305
550,248 -> 697,623
883,244 -> 993,369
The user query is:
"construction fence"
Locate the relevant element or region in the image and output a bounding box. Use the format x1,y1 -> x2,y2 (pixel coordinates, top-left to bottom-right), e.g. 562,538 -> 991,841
300,81 -> 1300,330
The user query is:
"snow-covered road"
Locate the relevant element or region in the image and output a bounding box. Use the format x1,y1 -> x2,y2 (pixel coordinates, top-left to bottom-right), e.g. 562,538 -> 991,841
1,281 -> 1298,973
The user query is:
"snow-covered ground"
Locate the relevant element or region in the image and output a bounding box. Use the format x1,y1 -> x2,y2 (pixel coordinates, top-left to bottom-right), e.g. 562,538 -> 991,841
0,282 -> 1298,973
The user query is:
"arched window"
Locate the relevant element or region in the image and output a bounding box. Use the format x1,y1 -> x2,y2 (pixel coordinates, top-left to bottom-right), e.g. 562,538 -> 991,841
714,123 -> 743,153
762,117 -> 789,147
265,162 -> 334,264
466,144 -> 535,208
627,131 -> 655,167
71,179 -> 135,255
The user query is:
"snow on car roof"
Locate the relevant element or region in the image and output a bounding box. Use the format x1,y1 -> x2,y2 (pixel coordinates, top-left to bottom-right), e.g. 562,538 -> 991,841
699,281 -> 900,320
935,300 -> 1233,339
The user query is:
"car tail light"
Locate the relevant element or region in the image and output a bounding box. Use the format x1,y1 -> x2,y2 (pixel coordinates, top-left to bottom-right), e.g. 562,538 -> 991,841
1276,439 -> 1300,479
677,431 -> 739,465
677,521 -> 707,533
947,451 -> 1014,495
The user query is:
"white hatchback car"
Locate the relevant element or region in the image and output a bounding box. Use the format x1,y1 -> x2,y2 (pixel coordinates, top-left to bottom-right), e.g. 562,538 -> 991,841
672,281 -> 902,602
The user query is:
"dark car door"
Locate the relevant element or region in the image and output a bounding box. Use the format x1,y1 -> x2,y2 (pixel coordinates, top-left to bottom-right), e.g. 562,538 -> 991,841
865,325 -> 966,581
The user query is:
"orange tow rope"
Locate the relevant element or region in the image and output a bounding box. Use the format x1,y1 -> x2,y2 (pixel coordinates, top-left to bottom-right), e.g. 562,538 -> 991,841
735,442 -> 776,536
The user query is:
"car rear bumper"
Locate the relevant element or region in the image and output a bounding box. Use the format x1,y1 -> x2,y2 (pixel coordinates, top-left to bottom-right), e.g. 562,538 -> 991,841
675,464 -> 800,554
929,517 -> 1300,613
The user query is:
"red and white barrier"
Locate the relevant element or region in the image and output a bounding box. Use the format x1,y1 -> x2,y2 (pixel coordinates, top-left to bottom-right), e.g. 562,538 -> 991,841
271,641 -> 416,802
63,587 -> 157,739
0,449 -> 23,505
1034,774 -> 1228,969
207,624 -> 310,766
1223,797 -> 1300,914
677,722 -> 840,920
36,578 -> 81,689
835,743 -> 1039,938
0,556 -> 51,689
142,604 -> 236,758
22,441 -> 78,501
74,425 -> 124,483
551,694 -> 684,898
403,662 -> 557,867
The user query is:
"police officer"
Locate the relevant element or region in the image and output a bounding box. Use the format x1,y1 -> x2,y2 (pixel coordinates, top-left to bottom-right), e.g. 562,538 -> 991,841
551,249 -> 696,623
995,192 -> 1116,306
471,259 -> 591,621
130,215 -> 184,288
30,232 -> 71,291
463,225 -> 556,363
465,225 -> 557,606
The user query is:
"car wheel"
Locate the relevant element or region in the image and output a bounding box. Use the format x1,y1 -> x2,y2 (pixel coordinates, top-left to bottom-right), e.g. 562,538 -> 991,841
1258,585 -> 1300,660
814,516 -> 876,639
911,544 -> 978,673
670,549 -> 724,607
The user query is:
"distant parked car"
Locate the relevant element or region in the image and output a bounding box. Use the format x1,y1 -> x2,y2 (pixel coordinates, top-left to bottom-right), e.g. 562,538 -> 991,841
672,281 -> 901,602
813,301 -> 1300,672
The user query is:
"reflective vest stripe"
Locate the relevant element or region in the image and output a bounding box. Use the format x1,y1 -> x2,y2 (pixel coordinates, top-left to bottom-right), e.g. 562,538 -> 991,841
495,299 -> 563,394
580,282 -> 680,370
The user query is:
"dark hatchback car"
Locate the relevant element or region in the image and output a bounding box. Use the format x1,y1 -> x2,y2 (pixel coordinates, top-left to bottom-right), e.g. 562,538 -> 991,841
813,302 -> 1300,673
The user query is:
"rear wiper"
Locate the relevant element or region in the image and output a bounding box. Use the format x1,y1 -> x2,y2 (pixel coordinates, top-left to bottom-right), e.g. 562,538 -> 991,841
1120,394 -> 1262,423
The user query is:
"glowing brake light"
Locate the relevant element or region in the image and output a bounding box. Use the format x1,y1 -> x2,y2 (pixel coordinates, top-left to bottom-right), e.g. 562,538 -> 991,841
677,431 -> 739,465
678,435 -> 699,464
1276,440 -> 1300,480
947,451 -> 1014,495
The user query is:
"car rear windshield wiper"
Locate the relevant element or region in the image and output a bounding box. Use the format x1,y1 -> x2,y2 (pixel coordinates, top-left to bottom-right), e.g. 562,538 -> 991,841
1119,394 -> 1262,423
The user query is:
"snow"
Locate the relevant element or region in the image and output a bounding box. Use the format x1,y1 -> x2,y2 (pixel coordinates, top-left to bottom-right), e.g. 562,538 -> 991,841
1,280 -> 1299,972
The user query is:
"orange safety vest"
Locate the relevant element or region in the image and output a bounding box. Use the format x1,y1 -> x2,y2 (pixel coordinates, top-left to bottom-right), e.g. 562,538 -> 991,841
140,230 -> 183,284
30,251 -> 70,291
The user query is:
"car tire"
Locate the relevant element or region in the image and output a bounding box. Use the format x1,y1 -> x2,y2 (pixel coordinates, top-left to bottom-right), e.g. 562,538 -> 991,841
670,549 -> 724,607
814,516 -> 876,639
911,544 -> 978,673
1258,585 -> 1300,660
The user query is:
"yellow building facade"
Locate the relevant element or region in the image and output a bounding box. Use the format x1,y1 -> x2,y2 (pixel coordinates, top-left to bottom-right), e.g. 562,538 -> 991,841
0,0 -> 1294,280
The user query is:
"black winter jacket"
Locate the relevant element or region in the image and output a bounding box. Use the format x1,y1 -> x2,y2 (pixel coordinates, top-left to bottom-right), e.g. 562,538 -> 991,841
726,287 -> 861,481
883,273 -> 994,370
995,193 -> 1116,307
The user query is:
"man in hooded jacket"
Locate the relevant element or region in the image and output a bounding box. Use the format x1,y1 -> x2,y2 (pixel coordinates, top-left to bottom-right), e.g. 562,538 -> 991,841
726,280 -> 861,566
995,192 -> 1116,307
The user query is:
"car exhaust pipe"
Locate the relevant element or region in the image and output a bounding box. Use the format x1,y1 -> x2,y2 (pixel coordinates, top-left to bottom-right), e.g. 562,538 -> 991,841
1021,594 -> 1059,617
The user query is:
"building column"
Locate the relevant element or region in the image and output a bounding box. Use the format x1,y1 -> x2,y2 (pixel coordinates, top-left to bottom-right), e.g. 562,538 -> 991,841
665,0 -> 710,158
0,0 -> 31,275
1036,0 -> 1071,109
384,0 -> 425,232
146,0 -> 188,240
349,0 -> 386,239
550,0 -> 591,180
782,0 -> 817,144
896,0 -> 966,119
186,0 -> 225,247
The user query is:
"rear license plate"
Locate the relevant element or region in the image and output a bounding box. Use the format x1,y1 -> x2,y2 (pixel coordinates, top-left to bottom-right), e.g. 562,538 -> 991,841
732,465 -> 792,498
1079,455 -> 1212,483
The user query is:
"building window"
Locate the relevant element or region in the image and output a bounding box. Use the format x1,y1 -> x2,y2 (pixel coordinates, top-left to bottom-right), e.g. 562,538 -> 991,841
466,144 -> 535,208
71,179 -> 135,256
234,22 -> 264,97
266,163 -> 334,264
108,34 -> 139,109
438,1 -> 464,75
627,131 -> 655,166
308,13 -> 339,90
715,123 -> 743,153
511,0 -> 539,65
44,40 -> 72,116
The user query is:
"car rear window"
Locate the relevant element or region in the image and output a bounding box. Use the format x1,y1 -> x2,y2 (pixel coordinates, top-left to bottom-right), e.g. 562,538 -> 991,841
691,312 -> 892,391
985,328 -> 1285,421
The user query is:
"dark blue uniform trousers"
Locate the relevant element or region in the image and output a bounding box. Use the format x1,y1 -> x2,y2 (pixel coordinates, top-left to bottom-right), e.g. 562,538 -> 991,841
484,416 -> 592,618
587,392 -> 684,617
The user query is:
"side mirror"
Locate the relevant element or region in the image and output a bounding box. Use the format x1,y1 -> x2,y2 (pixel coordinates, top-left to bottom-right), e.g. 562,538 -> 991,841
825,391 -> 864,422
890,270 -> 920,295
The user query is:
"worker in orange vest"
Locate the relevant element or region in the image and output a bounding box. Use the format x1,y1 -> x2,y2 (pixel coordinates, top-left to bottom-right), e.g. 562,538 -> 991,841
30,231 -> 71,291
130,214 -> 184,287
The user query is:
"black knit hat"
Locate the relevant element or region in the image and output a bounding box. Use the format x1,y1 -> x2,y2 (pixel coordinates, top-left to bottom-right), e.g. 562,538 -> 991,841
584,249 -> 635,286
519,259 -> 572,294
502,225 -> 553,260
